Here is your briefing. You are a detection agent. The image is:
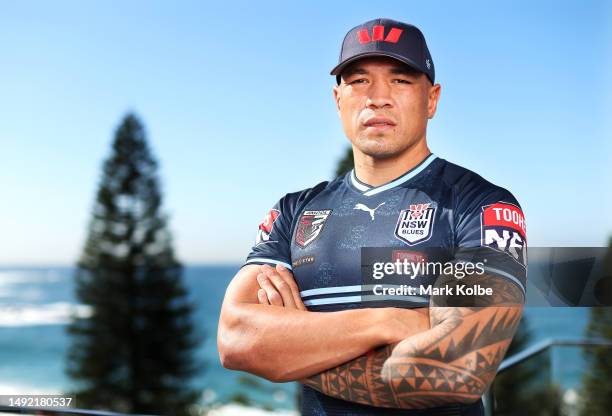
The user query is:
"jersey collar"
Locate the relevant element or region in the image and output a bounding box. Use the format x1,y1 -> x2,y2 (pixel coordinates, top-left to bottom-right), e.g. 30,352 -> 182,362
348,153 -> 437,196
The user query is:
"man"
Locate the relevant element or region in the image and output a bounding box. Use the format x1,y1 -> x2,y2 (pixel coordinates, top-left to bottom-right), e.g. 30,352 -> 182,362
218,18 -> 527,415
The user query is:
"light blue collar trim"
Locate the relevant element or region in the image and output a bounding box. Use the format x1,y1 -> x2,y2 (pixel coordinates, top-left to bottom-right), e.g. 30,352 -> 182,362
350,170 -> 371,192
350,154 -> 437,196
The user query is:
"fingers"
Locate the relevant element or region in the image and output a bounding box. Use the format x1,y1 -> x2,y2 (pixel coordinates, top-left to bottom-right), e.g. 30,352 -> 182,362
275,264 -> 307,311
264,265 -> 297,309
257,288 -> 269,305
256,272 -> 285,306
256,264 -> 306,310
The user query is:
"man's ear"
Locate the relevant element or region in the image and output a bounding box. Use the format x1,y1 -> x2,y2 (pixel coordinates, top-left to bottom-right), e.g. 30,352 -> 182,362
333,84 -> 342,114
427,83 -> 441,119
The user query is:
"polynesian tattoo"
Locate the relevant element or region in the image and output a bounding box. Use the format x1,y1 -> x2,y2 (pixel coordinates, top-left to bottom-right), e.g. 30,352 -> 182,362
301,274 -> 525,409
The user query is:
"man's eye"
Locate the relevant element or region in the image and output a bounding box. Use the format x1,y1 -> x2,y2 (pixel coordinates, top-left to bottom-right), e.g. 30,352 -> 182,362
394,79 -> 411,84
347,78 -> 367,85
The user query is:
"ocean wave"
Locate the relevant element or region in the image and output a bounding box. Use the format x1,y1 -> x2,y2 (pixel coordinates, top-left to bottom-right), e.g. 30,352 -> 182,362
0,302 -> 92,327
0,270 -> 64,287
0,286 -> 47,302
207,404 -> 298,416
0,383 -> 64,395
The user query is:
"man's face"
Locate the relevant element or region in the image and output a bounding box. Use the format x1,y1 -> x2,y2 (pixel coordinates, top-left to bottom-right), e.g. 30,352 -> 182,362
333,57 -> 441,159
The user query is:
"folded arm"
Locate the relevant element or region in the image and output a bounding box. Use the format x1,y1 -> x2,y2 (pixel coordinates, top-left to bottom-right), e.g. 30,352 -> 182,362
301,274 -> 524,408
218,264 -> 429,382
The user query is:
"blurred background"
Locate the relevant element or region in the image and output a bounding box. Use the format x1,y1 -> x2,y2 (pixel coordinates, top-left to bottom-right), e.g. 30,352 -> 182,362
0,1 -> 610,415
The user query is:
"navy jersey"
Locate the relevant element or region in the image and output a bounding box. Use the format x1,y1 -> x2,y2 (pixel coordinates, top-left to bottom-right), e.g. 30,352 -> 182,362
244,154 -> 527,415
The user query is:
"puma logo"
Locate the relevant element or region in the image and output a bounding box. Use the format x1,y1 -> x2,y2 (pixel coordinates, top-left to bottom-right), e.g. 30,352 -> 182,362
354,202 -> 386,221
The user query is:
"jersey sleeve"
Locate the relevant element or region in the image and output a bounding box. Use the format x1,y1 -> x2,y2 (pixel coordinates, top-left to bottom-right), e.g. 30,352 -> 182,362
454,187 -> 527,294
243,195 -> 296,270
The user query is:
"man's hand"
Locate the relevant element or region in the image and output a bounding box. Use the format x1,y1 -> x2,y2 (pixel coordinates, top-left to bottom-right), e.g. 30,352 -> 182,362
255,264 -> 306,310
255,264 -> 430,342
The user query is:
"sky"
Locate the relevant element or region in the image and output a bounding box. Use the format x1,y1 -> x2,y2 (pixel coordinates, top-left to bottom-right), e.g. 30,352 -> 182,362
0,0 -> 610,265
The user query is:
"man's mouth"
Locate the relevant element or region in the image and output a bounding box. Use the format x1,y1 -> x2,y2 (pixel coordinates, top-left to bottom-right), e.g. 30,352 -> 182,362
363,117 -> 397,130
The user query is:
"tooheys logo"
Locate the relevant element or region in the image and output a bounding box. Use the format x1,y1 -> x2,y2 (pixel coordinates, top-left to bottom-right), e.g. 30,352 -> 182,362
295,210 -> 332,248
395,203 -> 436,245
255,209 -> 280,245
481,202 -> 527,267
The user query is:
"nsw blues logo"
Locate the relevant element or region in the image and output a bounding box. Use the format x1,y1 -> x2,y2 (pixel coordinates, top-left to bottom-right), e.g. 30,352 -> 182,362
395,203 -> 436,245
295,210 -> 332,248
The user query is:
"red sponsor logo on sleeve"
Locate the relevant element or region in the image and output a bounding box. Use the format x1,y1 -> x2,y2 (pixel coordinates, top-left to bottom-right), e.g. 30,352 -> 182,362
256,209 -> 280,245
259,209 -> 280,234
482,203 -> 526,240
481,202 -> 527,268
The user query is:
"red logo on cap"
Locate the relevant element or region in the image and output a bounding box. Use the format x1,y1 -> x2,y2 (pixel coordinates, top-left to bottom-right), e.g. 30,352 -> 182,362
358,26 -> 403,44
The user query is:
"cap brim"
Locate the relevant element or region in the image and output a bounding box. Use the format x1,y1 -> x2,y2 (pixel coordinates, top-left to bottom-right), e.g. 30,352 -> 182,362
330,51 -> 425,77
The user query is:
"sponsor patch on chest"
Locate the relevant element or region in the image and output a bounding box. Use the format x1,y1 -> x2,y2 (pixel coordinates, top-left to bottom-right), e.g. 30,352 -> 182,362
292,255 -> 315,269
394,203 -> 436,245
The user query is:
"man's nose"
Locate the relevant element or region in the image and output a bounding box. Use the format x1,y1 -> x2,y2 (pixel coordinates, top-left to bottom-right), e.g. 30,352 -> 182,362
365,81 -> 393,109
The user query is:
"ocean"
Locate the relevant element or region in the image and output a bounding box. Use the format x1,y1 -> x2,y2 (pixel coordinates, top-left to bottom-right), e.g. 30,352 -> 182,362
0,266 -> 593,411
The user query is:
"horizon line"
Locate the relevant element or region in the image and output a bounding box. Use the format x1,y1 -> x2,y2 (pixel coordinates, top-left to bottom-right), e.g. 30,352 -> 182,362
0,262 -> 243,269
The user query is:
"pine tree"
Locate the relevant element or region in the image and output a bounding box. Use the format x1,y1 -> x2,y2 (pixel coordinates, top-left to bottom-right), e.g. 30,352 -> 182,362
579,307 -> 612,415
335,146 -> 354,177
66,113 -> 202,416
491,317 -> 551,415
579,238 -> 612,416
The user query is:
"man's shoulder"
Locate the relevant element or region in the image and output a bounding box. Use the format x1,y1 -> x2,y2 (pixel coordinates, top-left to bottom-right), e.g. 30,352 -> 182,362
277,175 -> 344,210
437,158 -> 519,206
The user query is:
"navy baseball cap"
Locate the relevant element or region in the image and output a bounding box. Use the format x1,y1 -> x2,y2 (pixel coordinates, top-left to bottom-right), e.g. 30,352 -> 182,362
331,18 -> 435,85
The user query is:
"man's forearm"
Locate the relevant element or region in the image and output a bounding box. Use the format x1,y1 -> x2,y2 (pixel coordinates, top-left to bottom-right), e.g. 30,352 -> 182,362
303,306 -> 521,408
218,302 -> 429,382
302,276 -> 524,409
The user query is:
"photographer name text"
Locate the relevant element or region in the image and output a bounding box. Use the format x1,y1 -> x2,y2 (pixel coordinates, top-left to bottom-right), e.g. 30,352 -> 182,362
373,284 -> 493,296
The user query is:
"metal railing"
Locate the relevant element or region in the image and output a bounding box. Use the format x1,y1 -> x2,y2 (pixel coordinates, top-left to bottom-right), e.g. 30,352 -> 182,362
497,337 -> 612,372
483,337 -> 612,416
0,405 -> 154,416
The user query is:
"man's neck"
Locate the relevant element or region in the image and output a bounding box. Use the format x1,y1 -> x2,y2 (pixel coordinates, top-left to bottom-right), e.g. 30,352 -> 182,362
353,141 -> 431,187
